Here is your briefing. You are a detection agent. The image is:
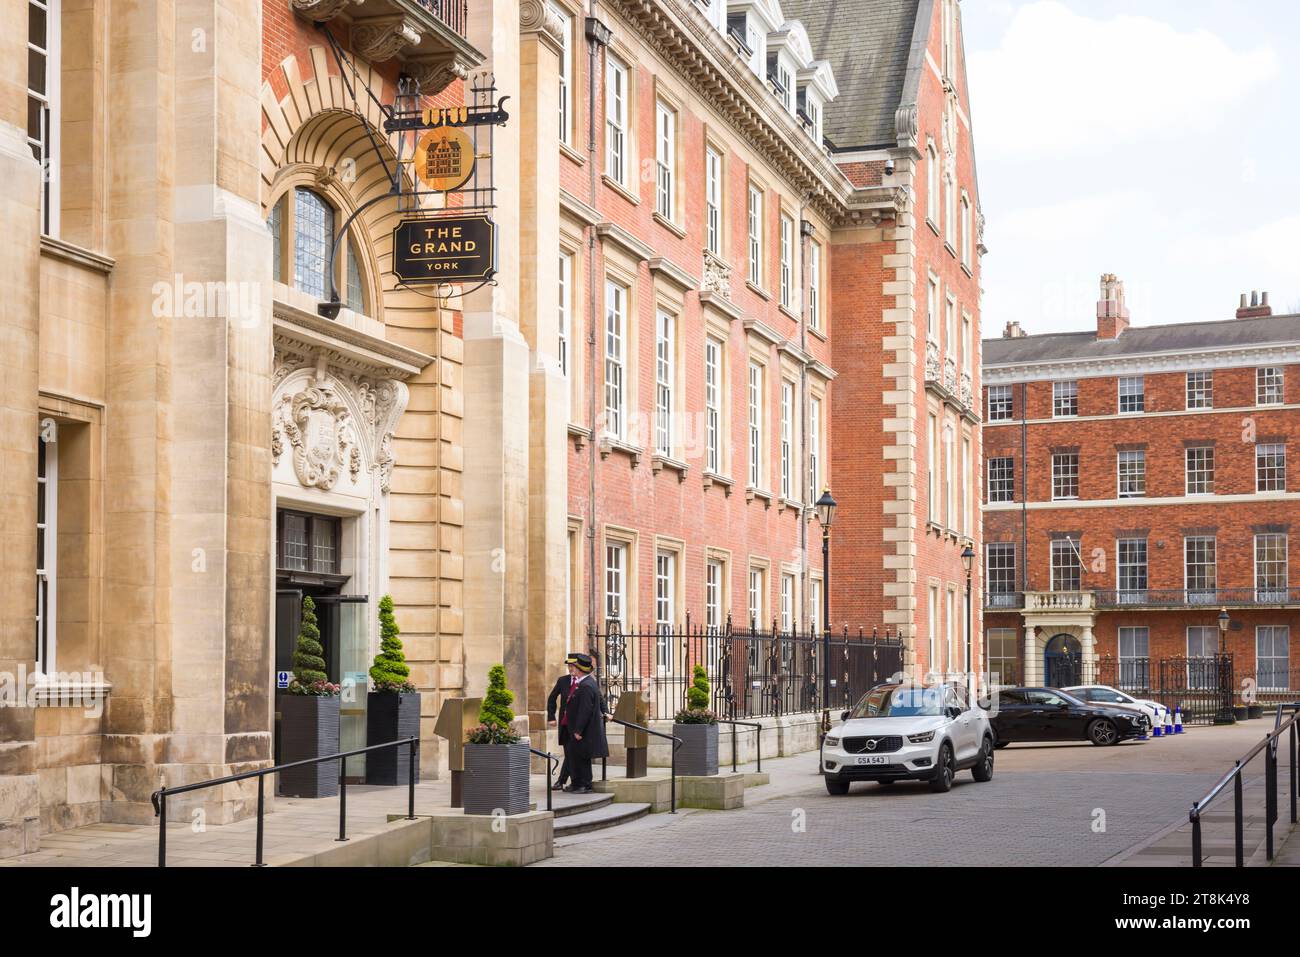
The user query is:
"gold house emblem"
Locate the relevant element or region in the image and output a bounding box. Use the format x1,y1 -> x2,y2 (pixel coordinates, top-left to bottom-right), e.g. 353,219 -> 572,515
414,126 -> 475,192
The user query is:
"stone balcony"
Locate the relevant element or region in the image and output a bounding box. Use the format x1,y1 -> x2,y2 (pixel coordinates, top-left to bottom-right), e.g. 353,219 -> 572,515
1024,590 -> 1095,613
291,0 -> 482,96
923,341 -> 978,422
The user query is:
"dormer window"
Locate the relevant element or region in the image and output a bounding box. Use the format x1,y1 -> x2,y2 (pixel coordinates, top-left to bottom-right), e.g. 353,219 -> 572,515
772,57 -> 794,112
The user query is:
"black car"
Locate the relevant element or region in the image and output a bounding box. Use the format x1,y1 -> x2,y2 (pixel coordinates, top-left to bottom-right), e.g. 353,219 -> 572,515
979,687 -> 1149,747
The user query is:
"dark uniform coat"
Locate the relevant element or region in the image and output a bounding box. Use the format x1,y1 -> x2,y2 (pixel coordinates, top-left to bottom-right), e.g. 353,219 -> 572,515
561,674 -> 609,760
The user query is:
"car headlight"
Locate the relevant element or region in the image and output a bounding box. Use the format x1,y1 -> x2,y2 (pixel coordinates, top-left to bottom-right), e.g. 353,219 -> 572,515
823,735 -> 840,748
907,731 -> 935,743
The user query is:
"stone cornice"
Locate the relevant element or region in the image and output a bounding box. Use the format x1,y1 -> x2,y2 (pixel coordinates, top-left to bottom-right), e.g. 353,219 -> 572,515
742,318 -> 783,347
603,0 -> 857,221
983,341 -> 1300,387
596,221 -> 655,262
520,0 -> 565,54
807,357 -> 838,382
40,236 -> 115,273
560,189 -> 601,226
647,256 -> 698,291
273,298 -> 432,379
699,290 -> 744,325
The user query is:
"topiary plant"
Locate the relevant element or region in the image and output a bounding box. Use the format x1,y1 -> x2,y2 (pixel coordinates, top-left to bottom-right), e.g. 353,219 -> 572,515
686,663 -> 710,709
478,664 -> 516,730
289,595 -> 338,696
369,595 -> 415,693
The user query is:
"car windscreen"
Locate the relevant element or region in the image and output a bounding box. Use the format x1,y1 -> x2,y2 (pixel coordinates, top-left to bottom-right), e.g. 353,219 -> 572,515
850,686 -> 944,718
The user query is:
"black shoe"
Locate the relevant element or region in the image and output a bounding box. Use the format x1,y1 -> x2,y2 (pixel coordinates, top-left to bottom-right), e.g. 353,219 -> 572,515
572,786 -> 592,794
561,784 -> 576,792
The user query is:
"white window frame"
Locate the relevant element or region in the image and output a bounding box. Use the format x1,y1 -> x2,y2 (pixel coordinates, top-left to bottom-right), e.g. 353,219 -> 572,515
1118,376 -> 1145,414
986,544 -> 1016,601
1050,538 -> 1082,592
960,192 -> 971,268
926,142 -> 939,227
655,550 -> 676,673
747,184 -> 763,287
705,337 -> 723,474
780,379 -> 793,498
1116,538 -> 1148,601
927,412 -> 938,520
1186,370 -> 1213,409
987,456 -> 1014,504
747,566 -> 765,628
1254,533 -> 1288,602
1118,627 -> 1149,687
1186,445 -> 1215,496
28,0 -> 60,237
705,146 -> 723,256
1052,380 -> 1078,418
1257,366 -> 1284,406
1184,536 -> 1217,604
603,279 -> 627,440
780,573 -> 794,632
747,361 -> 763,488
1256,626 -> 1290,691
808,395 -> 821,503
605,53 -> 628,185
987,385 -> 1012,421
553,3 -> 572,146
928,585 -> 940,674
1051,451 -> 1079,501
36,418 -> 58,673
558,252 -> 572,381
654,309 -> 675,456
779,212 -> 794,307
655,100 -> 675,220
1256,442 -> 1286,492
604,540 -> 628,628
1117,449 -> 1145,498
808,240 -> 821,331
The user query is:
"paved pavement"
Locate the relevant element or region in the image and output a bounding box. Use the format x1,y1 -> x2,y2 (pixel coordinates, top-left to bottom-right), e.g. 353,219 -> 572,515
539,720 -> 1294,867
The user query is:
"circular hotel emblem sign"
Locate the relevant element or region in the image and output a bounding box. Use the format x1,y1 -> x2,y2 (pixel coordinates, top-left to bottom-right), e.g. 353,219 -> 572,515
414,126 -> 475,192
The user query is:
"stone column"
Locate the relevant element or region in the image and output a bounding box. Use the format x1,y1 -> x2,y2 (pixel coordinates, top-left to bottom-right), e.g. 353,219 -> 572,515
461,0 -> 531,707
1022,624 -> 1038,686
1080,624 -> 1096,684
0,0 -> 44,858
164,0 -> 273,822
519,3 -> 568,742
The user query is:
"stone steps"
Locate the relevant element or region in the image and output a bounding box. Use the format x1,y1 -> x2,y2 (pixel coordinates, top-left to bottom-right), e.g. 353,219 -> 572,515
554,801 -> 651,837
548,791 -> 613,819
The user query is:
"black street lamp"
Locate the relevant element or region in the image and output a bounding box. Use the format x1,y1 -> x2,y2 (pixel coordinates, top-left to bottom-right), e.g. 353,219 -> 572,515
1214,607 -> 1235,725
815,488 -> 837,718
961,545 -> 975,696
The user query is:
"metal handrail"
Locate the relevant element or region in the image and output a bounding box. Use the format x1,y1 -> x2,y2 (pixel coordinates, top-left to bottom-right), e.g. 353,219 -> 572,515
602,718 -> 683,813
150,736 -> 419,868
528,746 -> 560,812
1189,703 -> 1300,866
714,718 -> 763,773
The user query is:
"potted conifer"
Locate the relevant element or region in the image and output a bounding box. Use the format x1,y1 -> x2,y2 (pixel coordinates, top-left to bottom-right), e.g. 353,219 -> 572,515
673,664 -> 719,776
366,595 -> 421,785
462,664 -> 530,816
278,595 -> 342,798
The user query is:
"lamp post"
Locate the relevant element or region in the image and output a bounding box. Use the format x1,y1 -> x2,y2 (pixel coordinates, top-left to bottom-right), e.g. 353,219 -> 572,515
815,488 -> 837,720
961,545 -> 975,696
1214,607 -> 1234,725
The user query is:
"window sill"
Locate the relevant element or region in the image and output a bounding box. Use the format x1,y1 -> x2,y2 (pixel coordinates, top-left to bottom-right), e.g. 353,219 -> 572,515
960,262 -> 973,279
560,142 -> 586,166
778,303 -> 799,323
602,174 -> 640,206
599,435 -> 644,466
746,486 -> 774,508
808,325 -> 827,342
33,678 -> 113,707
651,453 -> 689,481
652,211 -> 686,238
778,495 -> 803,513
944,241 -> 957,259
926,218 -> 941,237
745,280 -> 771,301
568,422 -> 593,450
703,470 -> 735,496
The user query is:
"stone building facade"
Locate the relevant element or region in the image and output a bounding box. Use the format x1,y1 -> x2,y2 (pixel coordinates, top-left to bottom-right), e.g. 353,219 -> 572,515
982,278 -> 1300,694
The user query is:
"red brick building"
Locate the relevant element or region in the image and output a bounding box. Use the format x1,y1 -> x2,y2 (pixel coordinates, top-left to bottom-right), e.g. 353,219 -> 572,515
982,277 -> 1299,702
560,0 -> 986,689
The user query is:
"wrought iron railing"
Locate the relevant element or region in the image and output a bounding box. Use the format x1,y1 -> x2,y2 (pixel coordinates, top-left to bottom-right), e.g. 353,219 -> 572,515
590,615 -> 905,721
1094,587 -> 1300,608
984,591 -> 1023,610
1093,655 -> 1234,725
404,0 -> 468,36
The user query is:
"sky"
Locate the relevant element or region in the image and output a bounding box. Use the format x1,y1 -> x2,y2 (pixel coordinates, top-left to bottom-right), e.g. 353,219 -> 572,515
962,0 -> 1300,337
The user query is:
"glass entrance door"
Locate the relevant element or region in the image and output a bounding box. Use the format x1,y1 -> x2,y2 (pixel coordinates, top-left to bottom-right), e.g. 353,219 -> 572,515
316,596 -> 370,779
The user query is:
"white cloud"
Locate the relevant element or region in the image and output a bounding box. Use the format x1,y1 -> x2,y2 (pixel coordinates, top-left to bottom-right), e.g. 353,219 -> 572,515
968,2 -> 1278,160
1167,214 -> 1300,277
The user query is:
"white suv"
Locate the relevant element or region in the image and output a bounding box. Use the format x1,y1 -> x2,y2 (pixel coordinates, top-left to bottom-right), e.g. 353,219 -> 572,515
821,682 -> 995,795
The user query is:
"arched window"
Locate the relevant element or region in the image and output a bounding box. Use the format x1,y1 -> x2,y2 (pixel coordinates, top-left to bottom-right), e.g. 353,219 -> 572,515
266,186 -> 369,316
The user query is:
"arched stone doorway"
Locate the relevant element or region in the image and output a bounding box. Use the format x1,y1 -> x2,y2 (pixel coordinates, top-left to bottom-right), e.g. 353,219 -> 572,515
1044,633 -> 1082,687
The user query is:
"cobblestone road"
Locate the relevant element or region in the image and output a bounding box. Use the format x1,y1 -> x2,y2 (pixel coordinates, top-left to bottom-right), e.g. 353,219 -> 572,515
539,722 -> 1280,867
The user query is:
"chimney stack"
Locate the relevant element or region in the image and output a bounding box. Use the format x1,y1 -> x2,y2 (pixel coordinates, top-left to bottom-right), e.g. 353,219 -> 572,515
1003,320 -> 1026,339
1236,290 -> 1272,319
1096,273 -> 1129,340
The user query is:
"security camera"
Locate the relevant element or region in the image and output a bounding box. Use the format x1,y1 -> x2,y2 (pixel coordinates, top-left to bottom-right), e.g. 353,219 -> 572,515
884,158 -> 895,176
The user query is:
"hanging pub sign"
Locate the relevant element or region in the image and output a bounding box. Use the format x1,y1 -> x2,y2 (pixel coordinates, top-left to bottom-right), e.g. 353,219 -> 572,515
414,126 -> 475,192
392,215 -> 496,284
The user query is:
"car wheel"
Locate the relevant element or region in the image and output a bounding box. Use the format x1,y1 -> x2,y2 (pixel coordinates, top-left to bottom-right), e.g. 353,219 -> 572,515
825,775 -> 850,796
1088,719 -> 1119,746
928,743 -> 954,793
972,736 -> 995,782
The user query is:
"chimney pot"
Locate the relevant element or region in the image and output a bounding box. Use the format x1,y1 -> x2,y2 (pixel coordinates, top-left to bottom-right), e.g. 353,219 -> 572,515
1236,288 -> 1273,319
1096,273 -> 1130,340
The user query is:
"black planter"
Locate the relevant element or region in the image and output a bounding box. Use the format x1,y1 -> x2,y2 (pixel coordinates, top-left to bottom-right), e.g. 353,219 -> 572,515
673,722 -> 719,776
1233,706 -> 1250,722
366,691 -> 422,785
278,693 -> 340,798
463,741 -> 530,816
1248,705 -> 1264,720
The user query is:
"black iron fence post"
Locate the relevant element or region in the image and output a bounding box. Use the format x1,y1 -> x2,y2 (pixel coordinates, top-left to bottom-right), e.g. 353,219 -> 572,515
407,738 -> 417,820
254,775 -> 266,867
1233,769 -> 1244,867
1266,738 -> 1278,861
337,764 -> 348,843
1190,805 -> 1202,867
157,790 -> 167,868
